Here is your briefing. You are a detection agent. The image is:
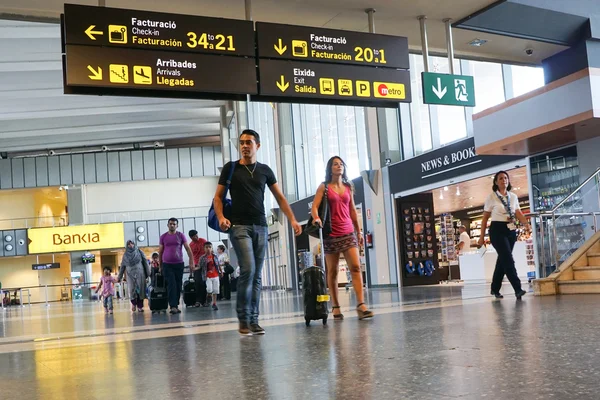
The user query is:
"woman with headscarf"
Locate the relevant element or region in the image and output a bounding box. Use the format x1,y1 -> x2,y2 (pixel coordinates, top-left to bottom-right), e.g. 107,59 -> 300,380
118,240 -> 151,312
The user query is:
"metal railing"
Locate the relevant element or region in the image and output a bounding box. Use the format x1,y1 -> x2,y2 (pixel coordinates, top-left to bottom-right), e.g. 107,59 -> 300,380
0,282 -> 101,309
86,207 -> 211,224
0,215 -> 68,230
528,166 -> 600,277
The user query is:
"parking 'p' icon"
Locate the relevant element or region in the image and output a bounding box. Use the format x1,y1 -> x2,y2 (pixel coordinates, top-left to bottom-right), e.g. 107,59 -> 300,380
356,80 -> 370,97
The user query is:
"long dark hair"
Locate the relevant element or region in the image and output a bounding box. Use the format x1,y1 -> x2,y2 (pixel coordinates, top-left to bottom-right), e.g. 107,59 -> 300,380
492,170 -> 512,192
325,156 -> 352,187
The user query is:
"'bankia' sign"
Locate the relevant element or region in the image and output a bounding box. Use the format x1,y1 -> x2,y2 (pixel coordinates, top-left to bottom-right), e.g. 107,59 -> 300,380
388,137 -> 524,194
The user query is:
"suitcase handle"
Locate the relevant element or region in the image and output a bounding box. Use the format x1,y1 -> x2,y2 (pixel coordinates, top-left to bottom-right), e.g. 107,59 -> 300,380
318,227 -> 326,271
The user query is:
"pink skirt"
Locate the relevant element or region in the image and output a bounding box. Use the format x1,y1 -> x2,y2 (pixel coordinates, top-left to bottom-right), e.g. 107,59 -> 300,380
323,233 -> 358,255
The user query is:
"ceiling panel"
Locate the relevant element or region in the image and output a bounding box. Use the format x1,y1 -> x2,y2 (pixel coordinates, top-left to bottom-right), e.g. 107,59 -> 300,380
0,0 -> 567,63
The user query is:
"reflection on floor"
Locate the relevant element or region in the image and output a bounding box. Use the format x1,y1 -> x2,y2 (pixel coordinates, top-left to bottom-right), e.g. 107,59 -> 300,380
3,283 -> 596,399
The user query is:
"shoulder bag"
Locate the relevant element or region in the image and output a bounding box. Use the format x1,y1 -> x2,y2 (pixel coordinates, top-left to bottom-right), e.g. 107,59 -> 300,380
304,184 -> 332,239
208,161 -> 237,232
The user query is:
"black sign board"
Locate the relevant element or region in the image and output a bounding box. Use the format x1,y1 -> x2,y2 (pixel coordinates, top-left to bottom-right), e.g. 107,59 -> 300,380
255,59 -> 411,107
63,4 -> 255,57
64,45 -> 258,97
388,138 -> 525,193
32,263 -> 60,271
256,22 -> 409,69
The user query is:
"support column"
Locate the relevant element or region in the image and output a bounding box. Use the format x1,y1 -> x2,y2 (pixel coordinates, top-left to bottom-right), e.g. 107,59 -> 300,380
419,16 -> 430,72
361,8 -> 396,287
275,104 -> 295,289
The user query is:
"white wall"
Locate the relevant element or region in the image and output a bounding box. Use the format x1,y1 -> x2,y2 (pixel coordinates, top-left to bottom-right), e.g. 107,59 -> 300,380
84,177 -> 219,221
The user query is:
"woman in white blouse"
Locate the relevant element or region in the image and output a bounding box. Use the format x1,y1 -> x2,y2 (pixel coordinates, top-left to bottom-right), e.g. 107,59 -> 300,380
478,171 -> 530,300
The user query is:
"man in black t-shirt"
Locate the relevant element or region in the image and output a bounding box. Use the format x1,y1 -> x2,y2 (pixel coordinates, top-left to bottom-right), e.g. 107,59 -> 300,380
213,129 -> 302,336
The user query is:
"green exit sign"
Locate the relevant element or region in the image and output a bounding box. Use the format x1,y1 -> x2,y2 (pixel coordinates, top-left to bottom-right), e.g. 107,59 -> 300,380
422,72 -> 475,107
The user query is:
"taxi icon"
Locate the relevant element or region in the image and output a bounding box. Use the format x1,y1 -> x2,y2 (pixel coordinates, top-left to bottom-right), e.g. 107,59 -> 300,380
341,85 -> 351,94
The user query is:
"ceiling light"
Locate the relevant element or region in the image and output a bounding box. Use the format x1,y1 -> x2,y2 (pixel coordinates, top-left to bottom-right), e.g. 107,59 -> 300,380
444,186 -> 448,191
456,187 -> 461,196
469,197 -> 474,200
439,191 -> 444,200
468,38 -> 488,47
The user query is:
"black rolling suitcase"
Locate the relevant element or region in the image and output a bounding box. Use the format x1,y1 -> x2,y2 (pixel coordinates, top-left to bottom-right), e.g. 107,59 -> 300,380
183,275 -> 197,307
149,273 -> 168,313
302,227 -> 329,326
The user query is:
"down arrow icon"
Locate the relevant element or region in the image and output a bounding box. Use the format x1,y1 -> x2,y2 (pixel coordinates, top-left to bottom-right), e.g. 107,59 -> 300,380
432,77 -> 447,99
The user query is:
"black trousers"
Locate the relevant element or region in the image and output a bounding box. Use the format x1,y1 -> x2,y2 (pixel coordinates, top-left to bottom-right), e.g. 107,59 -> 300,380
489,222 -> 522,293
193,270 -> 207,305
220,274 -> 231,300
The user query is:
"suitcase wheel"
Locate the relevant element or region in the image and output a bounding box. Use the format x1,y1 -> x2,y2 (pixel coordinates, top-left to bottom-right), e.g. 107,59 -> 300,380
305,318 -> 310,327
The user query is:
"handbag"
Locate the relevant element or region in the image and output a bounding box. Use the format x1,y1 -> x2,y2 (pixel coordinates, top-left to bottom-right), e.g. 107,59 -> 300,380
208,161 -> 237,232
224,262 -> 234,275
304,184 -> 331,239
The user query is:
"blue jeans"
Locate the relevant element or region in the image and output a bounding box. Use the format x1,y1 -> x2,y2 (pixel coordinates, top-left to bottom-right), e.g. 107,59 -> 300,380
103,295 -> 113,310
163,262 -> 184,308
229,225 -> 268,324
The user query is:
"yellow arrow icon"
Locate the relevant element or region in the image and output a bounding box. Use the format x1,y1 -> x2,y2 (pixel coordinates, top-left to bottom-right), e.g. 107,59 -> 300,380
276,75 -> 289,92
87,65 -> 102,80
85,25 -> 104,40
273,38 -> 287,55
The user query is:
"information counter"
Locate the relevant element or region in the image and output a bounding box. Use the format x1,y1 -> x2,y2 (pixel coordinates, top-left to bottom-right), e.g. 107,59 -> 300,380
458,241 -> 529,283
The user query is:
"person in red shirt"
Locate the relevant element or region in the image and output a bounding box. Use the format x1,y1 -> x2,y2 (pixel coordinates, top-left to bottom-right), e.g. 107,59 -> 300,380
188,230 -> 207,307
199,242 -> 221,311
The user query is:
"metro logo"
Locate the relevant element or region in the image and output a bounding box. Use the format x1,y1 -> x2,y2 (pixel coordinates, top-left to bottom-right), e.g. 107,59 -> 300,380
373,82 -> 405,99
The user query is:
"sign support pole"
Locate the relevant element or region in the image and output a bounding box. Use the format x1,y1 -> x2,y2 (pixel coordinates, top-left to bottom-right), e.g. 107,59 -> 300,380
98,0 -> 105,7
443,19 -> 455,74
418,16 -> 430,72
366,8 -> 376,33
244,0 -> 253,130
245,0 -> 252,21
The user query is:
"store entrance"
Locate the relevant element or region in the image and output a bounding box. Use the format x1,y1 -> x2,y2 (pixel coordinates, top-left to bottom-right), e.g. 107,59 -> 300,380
397,167 -> 535,287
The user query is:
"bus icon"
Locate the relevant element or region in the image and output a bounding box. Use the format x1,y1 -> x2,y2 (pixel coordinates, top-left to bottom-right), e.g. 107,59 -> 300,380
319,78 -> 334,95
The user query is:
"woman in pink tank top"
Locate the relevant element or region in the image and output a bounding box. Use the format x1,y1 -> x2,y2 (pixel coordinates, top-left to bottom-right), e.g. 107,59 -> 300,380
311,156 -> 374,321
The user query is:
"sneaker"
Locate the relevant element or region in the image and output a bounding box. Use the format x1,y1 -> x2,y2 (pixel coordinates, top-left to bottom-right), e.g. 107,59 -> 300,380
212,304 -> 218,311
238,322 -> 252,336
104,308 -> 108,314
109,309 -> 113,314
250,323 -> 266,335
169,307 -> 178,314
138,308 -> 144,312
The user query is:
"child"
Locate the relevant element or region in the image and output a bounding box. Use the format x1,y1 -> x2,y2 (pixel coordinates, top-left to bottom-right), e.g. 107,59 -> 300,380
96,267 -> 116,314
199,242 -> 221,311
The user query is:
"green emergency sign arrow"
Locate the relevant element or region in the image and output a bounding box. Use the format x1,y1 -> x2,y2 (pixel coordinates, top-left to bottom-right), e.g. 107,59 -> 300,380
422,72 -> 475,107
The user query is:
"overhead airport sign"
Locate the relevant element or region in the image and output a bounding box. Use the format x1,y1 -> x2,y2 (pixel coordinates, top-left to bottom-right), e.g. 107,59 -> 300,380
28,223 -> 125,254
63,4 -> 255,57
256,22 -> 410,69
61,4 -> 411,107
256,59 -> 411,106
64,45 -> 258,96
422,72 -> 476,107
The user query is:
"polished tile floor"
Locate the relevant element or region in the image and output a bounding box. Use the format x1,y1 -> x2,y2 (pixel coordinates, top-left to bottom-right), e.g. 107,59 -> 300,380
1,283 -> 597,399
